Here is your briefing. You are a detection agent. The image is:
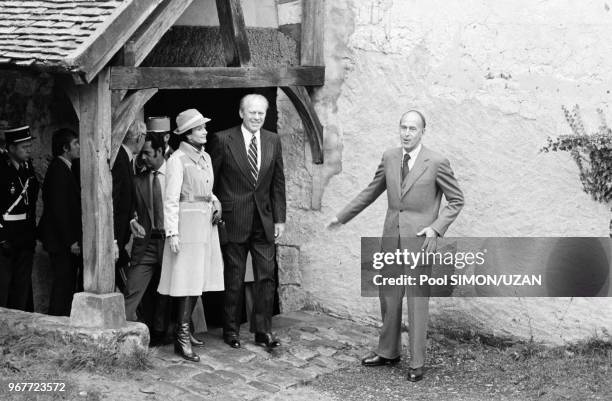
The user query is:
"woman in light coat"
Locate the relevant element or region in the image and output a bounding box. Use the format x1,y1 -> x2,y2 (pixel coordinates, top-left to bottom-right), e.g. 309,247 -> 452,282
158,109 -> 224,362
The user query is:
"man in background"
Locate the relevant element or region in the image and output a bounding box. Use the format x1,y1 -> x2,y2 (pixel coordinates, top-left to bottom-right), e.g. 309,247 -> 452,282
125,128 -> 172,345
112,120 -> 146,292
38,128 -> 82,316
0,126 -> 39,311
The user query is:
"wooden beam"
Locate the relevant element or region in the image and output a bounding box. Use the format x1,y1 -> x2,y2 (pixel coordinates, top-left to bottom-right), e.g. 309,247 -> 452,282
110,66 -> 324,89
110,88 -> 158,167
66,0 -> 163,83
215,0 -> 251,66
281,86 -> 324,164
300,0 -> 325,66
111,90 -> 127,114
56,77 -> 81,120
77,68 -> 115,294
124,0 -> 195,66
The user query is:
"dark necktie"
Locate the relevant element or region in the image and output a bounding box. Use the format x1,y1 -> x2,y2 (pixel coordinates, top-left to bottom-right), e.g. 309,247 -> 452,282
401,153 -> 411,182
247,133 -> 258,183
152,171 -> 163,230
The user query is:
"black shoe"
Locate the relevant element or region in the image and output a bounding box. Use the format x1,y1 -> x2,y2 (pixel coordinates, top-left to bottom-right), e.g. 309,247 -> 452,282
407,367 -> 424,382
254,332 -> 280,348
224,335 -> 241,349
361,353 -> 400,366
190,333 -> 205,347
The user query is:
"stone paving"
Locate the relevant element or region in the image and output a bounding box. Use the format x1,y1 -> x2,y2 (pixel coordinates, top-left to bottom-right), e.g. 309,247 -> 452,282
136,311 -> 379,400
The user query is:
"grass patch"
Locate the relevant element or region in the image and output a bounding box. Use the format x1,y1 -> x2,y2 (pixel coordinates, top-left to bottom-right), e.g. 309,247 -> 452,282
0,325 -> 154,376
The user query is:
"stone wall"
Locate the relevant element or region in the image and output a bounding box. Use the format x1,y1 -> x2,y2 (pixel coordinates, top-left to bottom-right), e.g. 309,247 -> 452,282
276,0 -> 612,344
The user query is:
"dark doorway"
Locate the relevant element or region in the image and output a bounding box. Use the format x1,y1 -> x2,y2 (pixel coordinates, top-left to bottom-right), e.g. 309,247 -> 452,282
145,88 -> 281,328
145,88 -> 278,138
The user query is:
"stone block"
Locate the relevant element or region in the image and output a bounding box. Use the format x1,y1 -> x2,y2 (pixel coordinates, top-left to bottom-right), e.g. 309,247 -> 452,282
278,284 -> 307,313
247,380 -> 280,393
277,245 -> 302,285
70,292 -> 126,328
0,306 -> 149,355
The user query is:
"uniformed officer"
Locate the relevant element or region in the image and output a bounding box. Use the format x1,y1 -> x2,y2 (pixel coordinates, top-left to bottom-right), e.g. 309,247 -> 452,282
0,126 -> 39,311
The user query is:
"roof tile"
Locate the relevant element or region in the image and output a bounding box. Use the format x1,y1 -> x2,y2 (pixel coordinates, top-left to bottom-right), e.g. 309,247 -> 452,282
0,0 -> 128,69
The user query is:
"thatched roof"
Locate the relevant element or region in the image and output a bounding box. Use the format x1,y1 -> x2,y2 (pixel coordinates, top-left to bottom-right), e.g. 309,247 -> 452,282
143,26 -> 299,68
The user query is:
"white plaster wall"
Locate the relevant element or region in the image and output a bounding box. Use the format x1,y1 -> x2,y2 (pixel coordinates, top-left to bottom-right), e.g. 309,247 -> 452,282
278,0 -> 612,344
175,0 -> 278,27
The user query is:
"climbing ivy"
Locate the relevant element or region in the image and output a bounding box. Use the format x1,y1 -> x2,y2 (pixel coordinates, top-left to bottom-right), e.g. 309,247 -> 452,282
541,105 -> 612,236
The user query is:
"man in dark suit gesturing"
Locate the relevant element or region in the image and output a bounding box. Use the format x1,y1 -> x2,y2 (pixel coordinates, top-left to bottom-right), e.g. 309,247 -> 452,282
38,128 -> 82,316
209,94 -> 286,349
328,110 -> 464,382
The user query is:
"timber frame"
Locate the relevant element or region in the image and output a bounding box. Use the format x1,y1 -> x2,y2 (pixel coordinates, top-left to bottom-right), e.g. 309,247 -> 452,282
3,0 -> 326,308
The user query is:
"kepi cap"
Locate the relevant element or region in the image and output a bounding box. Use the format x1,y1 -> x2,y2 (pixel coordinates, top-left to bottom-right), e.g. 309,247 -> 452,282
174,109 -> 210,135
146,116 -> 171,133
3,126 -> 33,144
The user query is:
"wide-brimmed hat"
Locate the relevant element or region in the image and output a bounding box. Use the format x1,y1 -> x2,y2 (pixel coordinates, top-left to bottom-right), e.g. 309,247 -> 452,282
146,116 -> 171,133
3,125 -> 33,144
174,109 -> 210,135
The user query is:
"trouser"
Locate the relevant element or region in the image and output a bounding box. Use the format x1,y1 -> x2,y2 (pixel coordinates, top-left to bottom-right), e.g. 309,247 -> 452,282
0,243 -> 34,311
376,265 -> 431,369
124,239 -> 168,332
223,213 -> 276,336
115,246 -> 130,294
48,250 -> 82,316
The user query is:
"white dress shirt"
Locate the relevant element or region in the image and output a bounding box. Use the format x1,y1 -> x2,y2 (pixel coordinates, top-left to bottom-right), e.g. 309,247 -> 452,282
402,143 -> 422,171
241,124 -> 261,171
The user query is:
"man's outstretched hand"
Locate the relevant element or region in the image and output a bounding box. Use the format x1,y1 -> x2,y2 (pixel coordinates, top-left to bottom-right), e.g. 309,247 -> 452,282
327,216 -> 342,230
416,226 -> 438,253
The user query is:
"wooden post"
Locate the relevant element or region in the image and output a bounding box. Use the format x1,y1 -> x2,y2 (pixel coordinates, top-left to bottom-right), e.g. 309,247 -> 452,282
78,67 -> 115,294
300,0 -> 324,66
215,0 -> 251,66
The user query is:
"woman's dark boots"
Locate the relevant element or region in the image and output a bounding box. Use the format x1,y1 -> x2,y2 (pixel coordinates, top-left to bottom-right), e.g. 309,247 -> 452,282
174,297 -> 200,362
189,296 -> 205,347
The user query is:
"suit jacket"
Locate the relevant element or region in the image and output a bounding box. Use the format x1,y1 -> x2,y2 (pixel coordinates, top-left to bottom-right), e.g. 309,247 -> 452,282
337,146 -> 464,240
131,169 -> 160,266
111,146 -> 135,252
38,157 -> 81,253
209,125 -> 286,243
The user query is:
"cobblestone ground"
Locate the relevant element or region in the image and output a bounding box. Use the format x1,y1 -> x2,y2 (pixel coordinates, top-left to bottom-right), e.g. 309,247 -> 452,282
125,311 -> 376,400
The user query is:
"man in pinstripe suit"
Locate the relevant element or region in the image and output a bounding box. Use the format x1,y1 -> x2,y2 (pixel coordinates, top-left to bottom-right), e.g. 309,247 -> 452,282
209,94 -> 286,349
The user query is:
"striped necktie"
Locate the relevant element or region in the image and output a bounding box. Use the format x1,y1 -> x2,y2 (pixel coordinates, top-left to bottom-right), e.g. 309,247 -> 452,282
248,132 -> 258,183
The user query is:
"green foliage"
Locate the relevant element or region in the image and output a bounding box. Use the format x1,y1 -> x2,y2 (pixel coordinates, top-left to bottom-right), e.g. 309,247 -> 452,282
541,105 -> 612,205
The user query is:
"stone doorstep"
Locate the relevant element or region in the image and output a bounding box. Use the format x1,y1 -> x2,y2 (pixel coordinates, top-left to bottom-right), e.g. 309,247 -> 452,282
0,306 -> 148,355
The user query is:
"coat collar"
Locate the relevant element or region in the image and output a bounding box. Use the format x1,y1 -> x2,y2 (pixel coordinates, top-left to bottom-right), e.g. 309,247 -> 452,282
401,145 -> 431,196
179,141 -> 206,165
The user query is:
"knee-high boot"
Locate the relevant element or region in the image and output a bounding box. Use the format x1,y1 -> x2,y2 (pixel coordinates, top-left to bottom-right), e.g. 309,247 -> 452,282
189,296 -> 205,347
174,296 -> 200,362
